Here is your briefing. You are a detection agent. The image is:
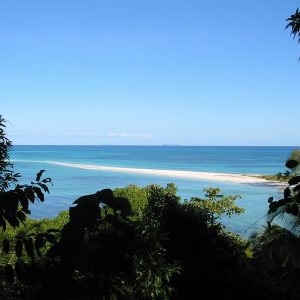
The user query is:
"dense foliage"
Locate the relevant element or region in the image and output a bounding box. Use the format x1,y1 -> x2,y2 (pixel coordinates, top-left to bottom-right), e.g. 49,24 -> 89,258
249,151 -> 300,299
267,155 -> 300,232
0,182 -> 251,299
249,15 -> 300,297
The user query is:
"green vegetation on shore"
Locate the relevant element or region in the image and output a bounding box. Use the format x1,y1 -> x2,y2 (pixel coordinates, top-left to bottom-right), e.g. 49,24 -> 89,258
254,150 -> 300,183
258,172 -> 292,182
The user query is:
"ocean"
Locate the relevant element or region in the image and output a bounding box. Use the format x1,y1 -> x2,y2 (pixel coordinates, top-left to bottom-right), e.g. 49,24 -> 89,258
10,145 -> 298,236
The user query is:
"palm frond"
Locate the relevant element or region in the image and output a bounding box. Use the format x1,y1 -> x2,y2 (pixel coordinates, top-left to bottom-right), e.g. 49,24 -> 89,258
250,225 -> 300,269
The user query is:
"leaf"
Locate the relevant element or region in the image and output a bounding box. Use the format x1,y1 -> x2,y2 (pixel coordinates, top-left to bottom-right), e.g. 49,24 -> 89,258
293,184 -> 300,192
24,238 -> 35,260
2,239 -> 9,254
44,233 -> 56,244
4,214 -> 19,228
36,170 -> 45,182
267,196 -> 274,203
18,191 -> 29,211
70,193 -> 101,226
0,216 -> 6,231
96,189 -> 114,206
15,239 -> 23,258
284,187 -> 291,199
5,194 -> 19,211
4,264 -> 14,283
33,187 -> 44,202
42,177 -> 52,183
16,210 -> 26,222
288,176 -> 300,186
285,159 -> 299,169
37,183 -> 49,193
35,235 -> 45,255
25,187 -> 35,203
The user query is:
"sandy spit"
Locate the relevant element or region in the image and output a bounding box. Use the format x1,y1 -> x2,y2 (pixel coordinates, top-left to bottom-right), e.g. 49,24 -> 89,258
43,161 -> 286,187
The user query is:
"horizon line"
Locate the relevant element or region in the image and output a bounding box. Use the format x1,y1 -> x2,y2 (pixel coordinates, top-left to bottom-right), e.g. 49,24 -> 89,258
11,144 -> 300,147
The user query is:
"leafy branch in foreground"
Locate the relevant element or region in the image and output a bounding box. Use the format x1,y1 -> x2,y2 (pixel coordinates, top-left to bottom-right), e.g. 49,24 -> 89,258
0,116 -> 19,192
0,115 -> 54,289
248,155 -> 300,300
286,8 -> 300,43
286,7 -> 300,61
266,157 -> 300,235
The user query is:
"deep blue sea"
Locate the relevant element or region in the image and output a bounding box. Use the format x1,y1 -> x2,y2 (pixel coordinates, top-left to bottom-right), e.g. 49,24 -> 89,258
10,145 -> 299,236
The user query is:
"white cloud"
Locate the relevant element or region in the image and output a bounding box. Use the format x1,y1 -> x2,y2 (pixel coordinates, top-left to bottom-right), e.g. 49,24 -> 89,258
8,131 -> 155,145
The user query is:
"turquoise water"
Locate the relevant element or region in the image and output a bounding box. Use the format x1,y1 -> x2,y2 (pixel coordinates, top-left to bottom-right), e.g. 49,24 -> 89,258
10,145 -> 298,236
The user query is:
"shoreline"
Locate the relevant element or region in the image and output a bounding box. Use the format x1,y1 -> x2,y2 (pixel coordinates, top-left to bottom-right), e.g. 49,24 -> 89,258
38,160 -> 286,187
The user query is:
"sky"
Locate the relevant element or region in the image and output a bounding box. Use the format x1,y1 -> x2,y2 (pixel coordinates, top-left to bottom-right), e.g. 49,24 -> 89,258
1,0 -> 300,145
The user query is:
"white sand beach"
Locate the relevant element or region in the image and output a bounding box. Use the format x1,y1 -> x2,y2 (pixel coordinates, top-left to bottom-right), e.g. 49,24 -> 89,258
43,161 -> 286,187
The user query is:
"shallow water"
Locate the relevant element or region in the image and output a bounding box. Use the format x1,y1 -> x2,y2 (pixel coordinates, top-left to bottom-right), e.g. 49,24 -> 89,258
11,145 -> 296,236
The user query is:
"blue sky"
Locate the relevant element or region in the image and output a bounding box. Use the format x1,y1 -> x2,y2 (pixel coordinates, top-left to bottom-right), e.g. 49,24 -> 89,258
1,0 -> 299,145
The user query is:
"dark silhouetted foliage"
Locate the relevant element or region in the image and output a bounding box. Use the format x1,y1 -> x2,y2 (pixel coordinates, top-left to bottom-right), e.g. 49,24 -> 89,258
248,8 -> 300,296
267,155 -> 300,232
286,7 -> 300,61
286,8 -> 300,44
249,151 -> 300,299
0,116 -> 54,298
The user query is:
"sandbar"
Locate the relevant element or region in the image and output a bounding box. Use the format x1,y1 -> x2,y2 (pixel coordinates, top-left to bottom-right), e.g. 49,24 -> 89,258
43,160 -> 285,187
